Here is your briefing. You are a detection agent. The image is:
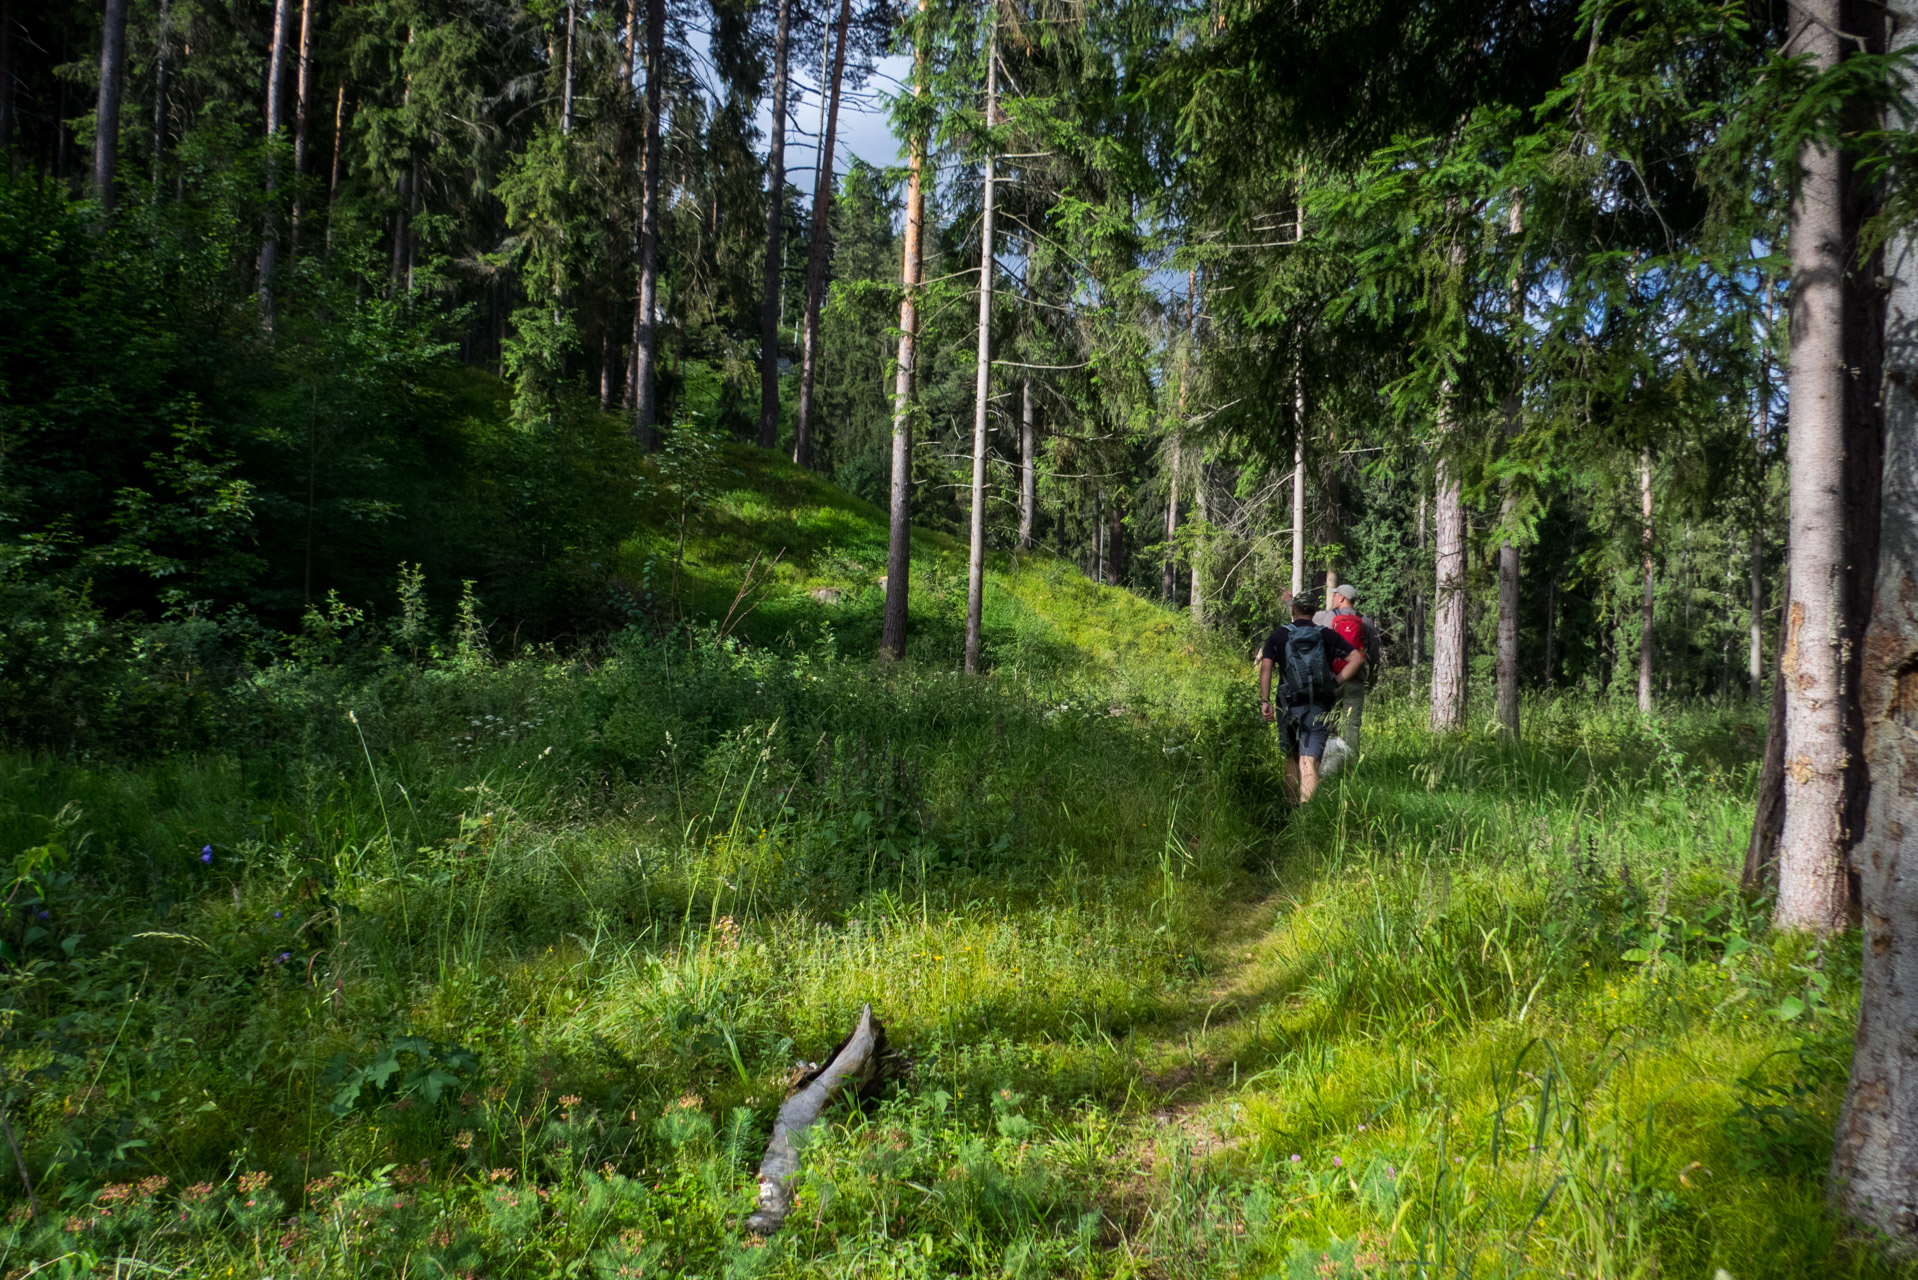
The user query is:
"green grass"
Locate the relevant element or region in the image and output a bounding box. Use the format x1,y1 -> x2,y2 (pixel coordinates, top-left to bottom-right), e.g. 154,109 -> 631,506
0,455 -> 1901,1278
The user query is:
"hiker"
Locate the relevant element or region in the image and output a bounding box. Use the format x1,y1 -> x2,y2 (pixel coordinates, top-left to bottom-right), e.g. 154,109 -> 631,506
1313,583 -> 1379,755
1259,589 -> 1365,803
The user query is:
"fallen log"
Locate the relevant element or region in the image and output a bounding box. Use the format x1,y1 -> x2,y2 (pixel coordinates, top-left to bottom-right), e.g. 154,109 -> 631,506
745,1003 -> 886,1235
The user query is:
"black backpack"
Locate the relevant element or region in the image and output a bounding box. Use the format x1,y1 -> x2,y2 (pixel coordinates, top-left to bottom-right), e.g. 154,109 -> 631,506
1281,624 -> 1340,709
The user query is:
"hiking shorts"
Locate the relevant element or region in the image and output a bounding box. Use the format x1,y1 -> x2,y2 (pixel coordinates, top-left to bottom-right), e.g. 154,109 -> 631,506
1279,705 -> 1336,760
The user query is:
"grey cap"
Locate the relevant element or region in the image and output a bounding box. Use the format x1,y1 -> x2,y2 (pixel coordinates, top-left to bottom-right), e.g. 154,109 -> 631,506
1333,584 -> 1359,604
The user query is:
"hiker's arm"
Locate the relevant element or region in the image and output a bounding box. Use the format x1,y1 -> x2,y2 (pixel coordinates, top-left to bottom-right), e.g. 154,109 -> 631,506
1338,650 -> 1366,684
1258,657 -> 1276,721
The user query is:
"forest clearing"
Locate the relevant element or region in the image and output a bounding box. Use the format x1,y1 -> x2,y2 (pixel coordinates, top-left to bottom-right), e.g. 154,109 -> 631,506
7,0 -> 1918,1274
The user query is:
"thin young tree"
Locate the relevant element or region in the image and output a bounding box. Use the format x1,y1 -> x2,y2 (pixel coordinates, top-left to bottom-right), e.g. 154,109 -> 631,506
1638,446 -> 1654,714
962,16 -> 999,675
880,0 -> 929,661
1020,379 -> 1036,550
1431,420 -> 1468,729
93,0 -> 129,211
757,0 -> 793,450
1831,0 -> 1918,1218
151,0 -> 170,180
633,0 -> 665,449
793,0 -> 853,468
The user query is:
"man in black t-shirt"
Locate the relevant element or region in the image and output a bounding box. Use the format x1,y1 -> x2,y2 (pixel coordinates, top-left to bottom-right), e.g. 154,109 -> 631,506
1258,590 -> 1364,803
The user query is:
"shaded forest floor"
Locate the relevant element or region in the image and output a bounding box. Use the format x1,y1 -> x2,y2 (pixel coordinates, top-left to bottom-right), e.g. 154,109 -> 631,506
0,452 -> 1899,1278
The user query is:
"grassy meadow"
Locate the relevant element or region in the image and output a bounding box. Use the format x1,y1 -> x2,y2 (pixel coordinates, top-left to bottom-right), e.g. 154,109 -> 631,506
0,450 -> 1891,1278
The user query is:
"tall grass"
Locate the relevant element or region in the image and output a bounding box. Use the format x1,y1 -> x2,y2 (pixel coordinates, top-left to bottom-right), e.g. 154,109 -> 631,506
0,605 -> 1897,1277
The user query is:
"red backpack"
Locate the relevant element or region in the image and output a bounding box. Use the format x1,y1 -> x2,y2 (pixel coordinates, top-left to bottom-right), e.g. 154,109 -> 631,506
1330,613 -> 1365,675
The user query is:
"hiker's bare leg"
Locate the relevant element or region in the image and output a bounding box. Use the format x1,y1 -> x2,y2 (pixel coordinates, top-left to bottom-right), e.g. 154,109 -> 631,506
1298,755 -> 1321,803
1284,755 -> 1302,804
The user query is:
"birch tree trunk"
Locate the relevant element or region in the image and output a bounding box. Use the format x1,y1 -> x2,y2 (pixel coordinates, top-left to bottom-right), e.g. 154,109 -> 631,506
289,0 -> 315,253
1019,379 -> 1036,551
633,0 -> 664,450
793,0 -> 852,468
1639,447 -> 1655,714
94,0 -> 130,211
561,0 -> 575,135
1832,17 -> 1918,1217
880,3 -> 929,662
1431,445 -> 1468,731
1776,0 -> 1887,934
757,0 -> 793,450
962,29 -> 999,676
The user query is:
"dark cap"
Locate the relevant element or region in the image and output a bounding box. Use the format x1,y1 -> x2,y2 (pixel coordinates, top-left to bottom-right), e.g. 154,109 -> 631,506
1291,589 -> 1321,614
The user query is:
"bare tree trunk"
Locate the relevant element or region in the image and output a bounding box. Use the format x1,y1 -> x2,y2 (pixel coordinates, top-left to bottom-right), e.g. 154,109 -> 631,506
1832,0 -> 1918,1212
1163,432 -> 1180,600
94,0 -> 130,211
793,0 -> 852,468
256,0 -> 292,325
1543,573 -> 1558,687
1318,450 -> 1341,600
757,0 -> 792,450
151,0 -> 170,180
962,28 -> 999,676
561,0 -> 575,134
1639,447 -> 1655,714
1107,492 -> 1126,587
1019,379 -> 1036,551
1776,0 -> 1887,934
1290,398 -> 1305,595
633,0 -> 664,449
1190,460 -> 1207,623
0,0 -> 15,153
1497,490 -> 1520,740
1752,277 -> 1775,699
1413,487 -> 1426,673
880,2 -> 928,662
1431,446 -> 1468,731
288,0 -> 315,252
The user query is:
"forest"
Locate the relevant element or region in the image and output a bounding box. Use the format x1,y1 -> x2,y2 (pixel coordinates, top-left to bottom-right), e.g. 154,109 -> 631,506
4,0 -> 1918,1273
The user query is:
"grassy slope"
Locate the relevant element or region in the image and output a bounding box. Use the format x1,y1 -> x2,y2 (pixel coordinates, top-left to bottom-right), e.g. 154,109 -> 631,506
0,451 -> 1899,1278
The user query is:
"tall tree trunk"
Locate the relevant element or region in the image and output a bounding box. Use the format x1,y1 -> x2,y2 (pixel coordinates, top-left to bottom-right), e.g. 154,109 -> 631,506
880,1 -> 929,661
1412,487 -> 1426,673
258,0 -> 292,327
793,0 -> 851,468
1163,432 -> 1180,600
633,0 -> 664,449
289,0 -> 315,253
1832,0 -> 1918,1212
327,84 -> 345,233
1019,379 -> 1036,551
1543,573 -> 1557,687
1431,446 -> 1467,731
1639,447 -> 1655,714
1107,493 -> 1126,586
1497,490 -> 1520,741
962,27 -> 999,675
757,0 -> 793,450
561,0 -> 575,134
1752,277 -> 1775,698
1318,449 -> 1341,600
1290,399 -> 1305,595
1190,460 -> 1207,623
93,0 -> 130,211
1776,0 -> 1887,934
0,0 -> 14,153
151,0 -> 170,180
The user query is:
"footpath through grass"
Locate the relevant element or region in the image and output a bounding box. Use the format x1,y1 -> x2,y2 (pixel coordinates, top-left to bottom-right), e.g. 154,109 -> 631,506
0,451 -> 1895,1277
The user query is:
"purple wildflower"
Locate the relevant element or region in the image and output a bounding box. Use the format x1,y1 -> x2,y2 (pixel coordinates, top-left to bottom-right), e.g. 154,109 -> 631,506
200,846 -> 214,864
1289,1154 -> 1301,1163
1332,1156 -> 1342,1167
